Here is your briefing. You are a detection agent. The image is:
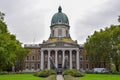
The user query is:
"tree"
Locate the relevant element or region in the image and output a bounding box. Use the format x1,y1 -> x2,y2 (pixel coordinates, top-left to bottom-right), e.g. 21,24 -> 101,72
110,26 -> 120,72
0,12 -> 29,72
15,48 -> 29,72
84,25 -> 120,72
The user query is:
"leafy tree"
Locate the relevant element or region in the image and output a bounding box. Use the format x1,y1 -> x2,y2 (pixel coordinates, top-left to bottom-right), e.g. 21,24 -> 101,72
85,25 -> 120,72
110,26 -> 120,72
15,48 -> 29,72
0,12 -> 29,72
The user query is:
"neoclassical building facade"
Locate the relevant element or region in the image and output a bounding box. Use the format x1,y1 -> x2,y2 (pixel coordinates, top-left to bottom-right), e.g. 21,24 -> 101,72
23,6 -> 107,72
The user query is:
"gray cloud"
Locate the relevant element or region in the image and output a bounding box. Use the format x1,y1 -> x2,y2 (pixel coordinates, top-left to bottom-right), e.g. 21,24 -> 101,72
75,0 -> 120,43
0,0 -> 48,43
0,0 -> 120,44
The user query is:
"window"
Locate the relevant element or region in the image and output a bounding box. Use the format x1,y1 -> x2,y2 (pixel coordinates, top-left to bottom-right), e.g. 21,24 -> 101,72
86,64 -> 89,68
32,56 -> 34,60
32,63 -> 34,69
58,19 -> 62,23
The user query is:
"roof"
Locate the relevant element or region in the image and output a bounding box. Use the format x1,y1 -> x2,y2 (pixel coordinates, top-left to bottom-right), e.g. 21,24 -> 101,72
51,6 -> 69,27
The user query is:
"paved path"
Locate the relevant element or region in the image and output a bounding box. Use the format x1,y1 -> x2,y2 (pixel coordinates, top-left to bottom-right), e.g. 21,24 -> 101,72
56,75 -> 64,80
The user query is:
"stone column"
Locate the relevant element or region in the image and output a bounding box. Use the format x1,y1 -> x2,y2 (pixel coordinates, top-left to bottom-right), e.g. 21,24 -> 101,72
55,50 -> 58,68
40,50 -> 44,70
48,50 -> 50,69
62,50 -> 65,67
70,50 -> 72,69
76,50 -> 79,70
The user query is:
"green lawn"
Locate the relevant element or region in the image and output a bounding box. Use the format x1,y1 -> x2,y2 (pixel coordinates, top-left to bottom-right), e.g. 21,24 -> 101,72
78,74 -> 120,80
0,73 -> 43,80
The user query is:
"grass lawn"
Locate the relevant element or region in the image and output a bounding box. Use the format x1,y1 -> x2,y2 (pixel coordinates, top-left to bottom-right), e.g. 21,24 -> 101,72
0,73 -> 43,80
78,74 -> 120,80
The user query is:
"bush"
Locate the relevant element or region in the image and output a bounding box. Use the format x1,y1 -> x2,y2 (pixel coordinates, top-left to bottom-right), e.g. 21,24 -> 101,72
44,75 -> 56,80
64,75 -> 76,80
34,69 -> 56,77
62,69 -> 85,77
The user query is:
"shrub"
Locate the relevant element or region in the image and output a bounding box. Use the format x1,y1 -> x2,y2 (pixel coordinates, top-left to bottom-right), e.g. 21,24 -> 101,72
44,75 -> 56,80
64,75 -> 76,80
34,69 -> 56,77
62,69 -> 85,77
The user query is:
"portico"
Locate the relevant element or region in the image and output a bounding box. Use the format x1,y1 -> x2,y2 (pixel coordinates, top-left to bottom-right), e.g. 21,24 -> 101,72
40,48 -> 80,70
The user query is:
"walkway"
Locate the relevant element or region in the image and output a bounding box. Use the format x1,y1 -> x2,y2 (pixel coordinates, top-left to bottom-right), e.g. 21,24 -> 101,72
56,74 -> 64,80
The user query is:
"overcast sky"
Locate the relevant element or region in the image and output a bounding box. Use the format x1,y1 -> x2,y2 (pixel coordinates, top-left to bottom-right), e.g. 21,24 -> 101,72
0,0 -> 120,44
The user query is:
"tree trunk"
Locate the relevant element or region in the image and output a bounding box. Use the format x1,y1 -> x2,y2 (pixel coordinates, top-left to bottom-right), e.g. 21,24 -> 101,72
115,64 -> 119,72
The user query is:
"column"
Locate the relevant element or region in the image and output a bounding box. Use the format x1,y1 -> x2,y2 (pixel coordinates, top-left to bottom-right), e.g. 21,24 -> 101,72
55,50 -> 58,68
70,50 -> 72,69
76,50 -> 79,70
48,50 -> 50,69
62,50 -> 65,67
40,50 -> 44,70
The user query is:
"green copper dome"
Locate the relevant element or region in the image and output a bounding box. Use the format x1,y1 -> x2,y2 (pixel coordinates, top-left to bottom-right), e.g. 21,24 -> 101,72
51,6 -> 69,27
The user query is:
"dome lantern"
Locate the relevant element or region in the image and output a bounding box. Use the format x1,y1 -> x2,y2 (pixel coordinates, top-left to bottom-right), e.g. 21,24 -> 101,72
58,6 -> 62,12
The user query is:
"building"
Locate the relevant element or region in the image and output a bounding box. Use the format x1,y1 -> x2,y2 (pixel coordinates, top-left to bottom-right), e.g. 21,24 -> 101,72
23,6 -> 108,72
